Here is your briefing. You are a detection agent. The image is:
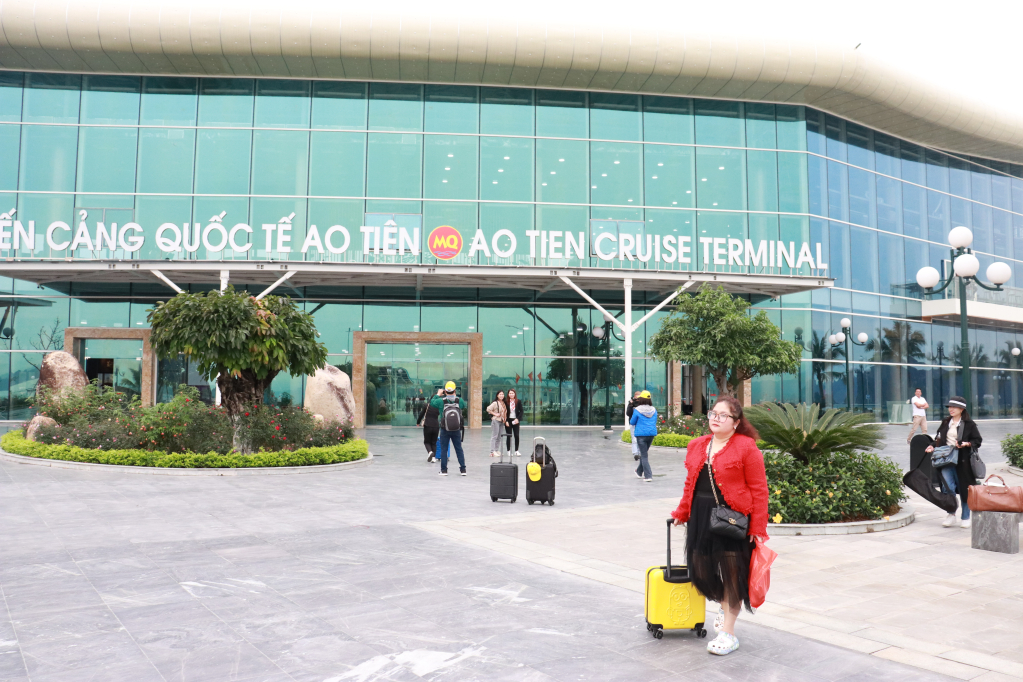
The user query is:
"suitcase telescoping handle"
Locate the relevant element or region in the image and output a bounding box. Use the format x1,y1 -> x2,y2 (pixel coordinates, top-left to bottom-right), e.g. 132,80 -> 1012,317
665,518 -> 674,578
533,436 -> 547,466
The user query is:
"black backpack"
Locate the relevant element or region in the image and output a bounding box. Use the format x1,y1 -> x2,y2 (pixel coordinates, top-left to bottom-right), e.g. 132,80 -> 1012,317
442,396 -> 463,432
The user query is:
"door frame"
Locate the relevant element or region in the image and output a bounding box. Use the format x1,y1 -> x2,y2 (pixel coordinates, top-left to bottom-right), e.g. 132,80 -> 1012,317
352,331 -> 483,429
64,327 -> 157,406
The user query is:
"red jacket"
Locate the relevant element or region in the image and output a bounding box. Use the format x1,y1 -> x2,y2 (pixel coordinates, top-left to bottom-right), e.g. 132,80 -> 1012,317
671,434 -> 770,539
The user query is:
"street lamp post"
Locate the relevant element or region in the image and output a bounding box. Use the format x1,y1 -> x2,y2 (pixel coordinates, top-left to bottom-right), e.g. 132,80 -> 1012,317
829,318 -> 869,412
916,226 -> 1012,414
793,327 -> 808,404
592,313 -> 623,434
935,341 -> 946,405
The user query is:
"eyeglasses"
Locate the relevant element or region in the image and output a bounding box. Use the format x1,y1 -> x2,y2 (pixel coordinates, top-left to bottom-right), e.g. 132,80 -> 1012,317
707,410 -> 736,422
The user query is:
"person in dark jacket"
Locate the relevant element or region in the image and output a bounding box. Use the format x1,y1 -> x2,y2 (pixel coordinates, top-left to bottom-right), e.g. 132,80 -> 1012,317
629,391 -> 658,481
417,388 -> 444,463
626,391 -> 641,460
924,396 -> 982,529
504,389 -> 524,456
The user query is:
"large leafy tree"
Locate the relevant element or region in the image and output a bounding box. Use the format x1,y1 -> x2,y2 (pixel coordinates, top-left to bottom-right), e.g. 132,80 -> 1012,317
148,287 -> 327,452
649,284 -> 801,398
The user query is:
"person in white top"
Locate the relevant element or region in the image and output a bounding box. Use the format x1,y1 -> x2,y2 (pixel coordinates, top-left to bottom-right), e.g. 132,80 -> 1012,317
907,388 -> 928,443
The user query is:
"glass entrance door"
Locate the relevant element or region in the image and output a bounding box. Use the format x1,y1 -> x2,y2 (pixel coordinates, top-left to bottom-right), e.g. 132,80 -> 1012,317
366,343 -> 469,426
77,339 -> 144,401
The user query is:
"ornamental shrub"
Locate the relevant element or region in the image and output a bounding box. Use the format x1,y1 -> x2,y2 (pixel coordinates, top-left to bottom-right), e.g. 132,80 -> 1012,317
621,430 -> 767,451
237,403 -> 354,451
659,412 -> 709,437
2,430 -> 368,468
1002,434 -> 1023,468
33,381 -> 134,426
764,449 -> 905,524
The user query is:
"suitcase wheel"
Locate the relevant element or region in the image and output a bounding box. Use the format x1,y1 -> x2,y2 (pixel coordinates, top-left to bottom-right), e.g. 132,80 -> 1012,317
527,499 -> 534,505
697,628 -> 708,638
511,497 -> 516,503
646,623 -> 653,632
491,496 -> 497,502
653,628 -> 663,639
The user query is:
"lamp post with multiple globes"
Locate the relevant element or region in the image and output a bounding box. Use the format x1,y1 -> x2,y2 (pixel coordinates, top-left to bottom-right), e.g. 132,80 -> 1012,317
828,319 -> 869,412
915,226 -> 1012,414
592,313 -> 623,433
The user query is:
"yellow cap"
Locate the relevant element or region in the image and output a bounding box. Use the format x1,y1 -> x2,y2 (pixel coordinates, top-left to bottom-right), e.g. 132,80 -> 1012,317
639,390 -> 652,399
527,461 -> 542,481
444,381 -> 456,392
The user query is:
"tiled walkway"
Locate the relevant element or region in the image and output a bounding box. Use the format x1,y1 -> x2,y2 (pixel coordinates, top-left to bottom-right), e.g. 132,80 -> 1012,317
0,425 -> 1012,681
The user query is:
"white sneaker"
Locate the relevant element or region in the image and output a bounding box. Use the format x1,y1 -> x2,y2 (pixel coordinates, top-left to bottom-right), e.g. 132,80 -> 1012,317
490,452 -> 499,457
514,451 -> 521,457
636,472 -> 644,479
643,478 -> 653,483
707,631 -> 739,655
942,513 -> 956,528
961,518 -> 972,529
438,471 -> 448,476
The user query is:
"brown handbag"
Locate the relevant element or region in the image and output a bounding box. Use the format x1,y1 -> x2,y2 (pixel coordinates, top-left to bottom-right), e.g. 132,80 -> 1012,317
967,475 -> 1023,513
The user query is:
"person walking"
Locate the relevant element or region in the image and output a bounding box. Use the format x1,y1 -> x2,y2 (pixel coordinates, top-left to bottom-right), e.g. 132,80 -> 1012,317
487,390 -> 508,457
671,395 -> 769,656
430,382 -> 468,476
907,388 -> 929,443
630,391 -> 658,481
416,387 -> 444,463
925,396 -> 982,529
505,388 -> 523,456
626,390 -> 642,461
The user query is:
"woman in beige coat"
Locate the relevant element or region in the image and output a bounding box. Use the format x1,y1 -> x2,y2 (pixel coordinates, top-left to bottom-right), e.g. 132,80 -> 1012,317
487,391 -> 508,457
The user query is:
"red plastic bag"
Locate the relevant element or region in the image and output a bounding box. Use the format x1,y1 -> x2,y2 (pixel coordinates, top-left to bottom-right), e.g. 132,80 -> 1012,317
749,540 -> 778,608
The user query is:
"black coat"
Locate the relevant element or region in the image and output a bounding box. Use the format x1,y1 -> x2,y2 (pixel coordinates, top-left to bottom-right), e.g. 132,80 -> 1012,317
417,403 -> 439,429
933,416 -> 983,504
506,399 -> 524,423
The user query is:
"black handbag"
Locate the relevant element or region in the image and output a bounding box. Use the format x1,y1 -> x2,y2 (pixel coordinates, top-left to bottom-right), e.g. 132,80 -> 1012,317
706,441 -> 750,542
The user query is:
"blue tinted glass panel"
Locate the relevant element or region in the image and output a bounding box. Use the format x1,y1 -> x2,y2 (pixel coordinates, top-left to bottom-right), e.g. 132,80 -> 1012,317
644,144 -> 694,208
369,83 -> 422,132
696,147 -> 745,210
536,90 -> 586,138
927,191 -> 950,244
254,80 -> 310,128
136,128 -> 195,194
745,103 -> 776,149
925,150 -> 949,192
535,204 -> 587,267
776,105 -> 806,152
951,196 -> 972,232
874,134 -> 899,178
251,130 -> 309,195
971,166 -> 992,205
747,151 -> 778,212
827,160 -> 848,222
902,184 -> 926,239
877,232 -> 905,297
367,133 -> 422,198
846,123 -> 872,169
848,167 -> 875,228
479,202 -> 533,266
589,93 -> 640,141
425,85 -> 478,134
876,176 -> 902,234
197,79 -> 254,127
140,77 -> 197,125
80,76 -> 140,124
694,100 -> 742,147
312,82 -> 367,129
805,109 -> 825,155
480,137 -> 533,202
19,125 -> 78,191
991,172 -> 1011,210
77,127 -> 138,194
309,132 -> 365,197
23,73 -> 81,123
695,212 -> 746,269
424,135 -> 478,200
829,221 -> 849,288
900,143 -> 925,185
808,154 -> 827,217
480,88 -> 533,136
972,203 -> 992,252
590,142 -> 641,207
0,125 -> 19,191
778,152 -> 808,214
850,226 -> 878,292
643,96 -> 693,144
993,209 -> 1013,261
825,116 -> 846,161
536,138 -> 586,204
0,72 -> 23,122
193,129 -> 252,195
949,157 -> 971,199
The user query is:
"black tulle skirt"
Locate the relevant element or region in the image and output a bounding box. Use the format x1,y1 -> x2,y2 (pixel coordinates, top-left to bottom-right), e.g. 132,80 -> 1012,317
685,492 -> 753,612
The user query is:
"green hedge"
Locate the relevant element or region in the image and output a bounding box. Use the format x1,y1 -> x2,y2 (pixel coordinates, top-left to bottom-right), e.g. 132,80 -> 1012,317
1003,434 -> 1023,468
2,430 -> 369,468
621,431 -> 767,450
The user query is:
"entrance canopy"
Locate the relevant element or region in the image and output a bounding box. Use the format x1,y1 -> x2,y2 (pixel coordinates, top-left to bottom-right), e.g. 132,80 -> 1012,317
0,260 -> 832,299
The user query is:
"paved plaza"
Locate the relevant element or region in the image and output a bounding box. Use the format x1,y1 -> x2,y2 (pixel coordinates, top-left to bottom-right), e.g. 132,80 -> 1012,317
0,424 -> 1020,681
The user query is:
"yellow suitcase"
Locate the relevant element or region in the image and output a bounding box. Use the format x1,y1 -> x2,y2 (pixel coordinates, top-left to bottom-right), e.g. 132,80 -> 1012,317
645,518 -> 708,639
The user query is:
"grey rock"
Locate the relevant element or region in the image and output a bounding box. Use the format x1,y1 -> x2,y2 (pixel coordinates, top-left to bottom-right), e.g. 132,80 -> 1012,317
303,364 -> 356,425
971,510 -> 1020,554
25,414 -> 57,441
36,351 -> 87,404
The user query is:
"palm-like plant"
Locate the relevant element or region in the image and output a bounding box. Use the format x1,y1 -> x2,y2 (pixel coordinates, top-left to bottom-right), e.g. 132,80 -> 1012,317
746,402 -> 883,465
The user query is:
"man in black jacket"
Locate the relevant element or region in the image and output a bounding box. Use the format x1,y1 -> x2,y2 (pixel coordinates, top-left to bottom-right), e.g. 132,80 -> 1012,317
626,391 -> 641,460
417,388 -> 444,463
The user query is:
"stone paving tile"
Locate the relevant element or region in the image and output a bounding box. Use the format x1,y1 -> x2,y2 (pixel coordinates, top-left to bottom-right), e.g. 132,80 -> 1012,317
0,426 -> 996,681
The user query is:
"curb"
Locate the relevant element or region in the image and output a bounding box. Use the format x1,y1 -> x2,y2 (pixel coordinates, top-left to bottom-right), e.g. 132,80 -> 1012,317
0,448 -> 373,476
769,505 -> 915,536
1009,465 -> 1023,477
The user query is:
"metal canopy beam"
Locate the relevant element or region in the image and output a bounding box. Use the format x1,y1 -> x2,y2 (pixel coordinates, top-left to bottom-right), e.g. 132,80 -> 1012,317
0,261 -> 832,299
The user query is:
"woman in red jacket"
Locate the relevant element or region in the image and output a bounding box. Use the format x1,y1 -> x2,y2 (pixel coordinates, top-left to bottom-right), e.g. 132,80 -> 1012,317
671,395 -> 769,656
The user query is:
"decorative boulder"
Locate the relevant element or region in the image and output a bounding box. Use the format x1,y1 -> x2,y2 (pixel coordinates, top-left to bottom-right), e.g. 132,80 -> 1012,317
25,414 -> 57,441
303,365 -> 356,424
37,351 -> 88,401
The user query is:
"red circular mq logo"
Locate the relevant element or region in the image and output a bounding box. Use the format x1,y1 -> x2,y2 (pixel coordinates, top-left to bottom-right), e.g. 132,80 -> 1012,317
427,225 -> 462,260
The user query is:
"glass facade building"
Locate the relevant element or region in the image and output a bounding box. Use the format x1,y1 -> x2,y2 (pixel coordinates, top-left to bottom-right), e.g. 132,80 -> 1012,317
1,72 -> 1022,423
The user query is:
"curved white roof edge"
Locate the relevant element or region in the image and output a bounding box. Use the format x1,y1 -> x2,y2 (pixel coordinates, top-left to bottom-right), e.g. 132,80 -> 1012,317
1,1 -> 1021,164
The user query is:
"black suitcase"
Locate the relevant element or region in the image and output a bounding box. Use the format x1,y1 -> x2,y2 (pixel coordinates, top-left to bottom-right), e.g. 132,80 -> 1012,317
526,436 -> 557,506
490,433 -> 517,503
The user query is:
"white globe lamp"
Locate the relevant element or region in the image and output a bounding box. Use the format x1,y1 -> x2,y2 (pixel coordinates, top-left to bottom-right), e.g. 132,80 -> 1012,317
857,332 -> 868,344
986,261 -> 1012,285
953,253 -> 980,278
828,334 -> 837,345
1013,347 -> 1021,357
916,266 -> 941,289
835,332 -> 846,343
948,226 -> 974,249
591,325 -> 605,339
840,317 -> 851,329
